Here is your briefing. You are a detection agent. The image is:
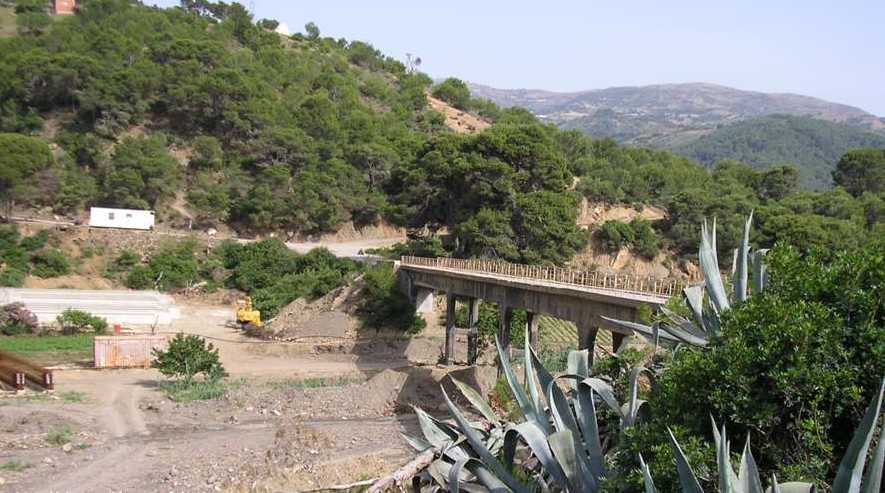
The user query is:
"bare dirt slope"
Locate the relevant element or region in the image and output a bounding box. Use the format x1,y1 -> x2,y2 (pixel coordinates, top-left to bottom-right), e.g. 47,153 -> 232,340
427,94 -> 490,134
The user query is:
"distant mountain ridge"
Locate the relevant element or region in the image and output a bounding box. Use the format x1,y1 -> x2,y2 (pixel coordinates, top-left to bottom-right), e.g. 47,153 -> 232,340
467,82 -> 885,148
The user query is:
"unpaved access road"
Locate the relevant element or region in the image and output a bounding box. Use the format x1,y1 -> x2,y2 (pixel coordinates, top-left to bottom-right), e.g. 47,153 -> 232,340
0,302 -> 464,493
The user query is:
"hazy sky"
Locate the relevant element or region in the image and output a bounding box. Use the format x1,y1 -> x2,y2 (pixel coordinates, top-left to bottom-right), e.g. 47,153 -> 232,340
151,1 -> 885,115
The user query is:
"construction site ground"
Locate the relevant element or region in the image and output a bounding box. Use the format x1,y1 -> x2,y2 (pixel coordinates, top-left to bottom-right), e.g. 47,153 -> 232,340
0,301 -> 500,493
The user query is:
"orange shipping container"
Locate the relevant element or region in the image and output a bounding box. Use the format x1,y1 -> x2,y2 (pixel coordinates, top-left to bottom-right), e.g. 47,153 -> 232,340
94,335 -> 167,369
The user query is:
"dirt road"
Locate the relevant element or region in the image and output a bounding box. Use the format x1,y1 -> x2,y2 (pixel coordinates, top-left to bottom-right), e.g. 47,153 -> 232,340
0,302 -> 455,492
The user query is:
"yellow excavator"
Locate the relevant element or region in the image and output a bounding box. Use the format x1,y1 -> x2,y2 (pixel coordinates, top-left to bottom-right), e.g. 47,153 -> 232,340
235,296 -> 263,329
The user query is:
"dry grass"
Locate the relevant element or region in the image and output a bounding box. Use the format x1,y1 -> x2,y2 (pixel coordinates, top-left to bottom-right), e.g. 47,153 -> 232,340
0,7 -> 16,38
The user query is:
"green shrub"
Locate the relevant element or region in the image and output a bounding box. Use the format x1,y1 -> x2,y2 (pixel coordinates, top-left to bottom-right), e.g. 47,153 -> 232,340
107,250 -> 139,274
597,218 -> 660,258
18,229 -> 48,251
45,425 -> 73,446
0,267 -> 25,287
152,333 -> 226,382
431,77 -> 471,110
29,248 -> 70,278
631,243 -> 885,490
598,220 -> 635,251
159,378 -> 228,402
125,265 -> 155,289
56,309 -> 108,334
358,264 -> 425,332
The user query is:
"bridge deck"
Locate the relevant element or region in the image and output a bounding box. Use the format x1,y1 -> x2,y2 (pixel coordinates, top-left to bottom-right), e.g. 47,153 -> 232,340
401,263 -> 671,307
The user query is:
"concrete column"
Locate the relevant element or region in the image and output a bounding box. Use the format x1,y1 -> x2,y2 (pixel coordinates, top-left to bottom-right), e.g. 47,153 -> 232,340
578,321 -> 598,367
498,304 -> 513,351
415,288 -> 434,314
444,293 -> 456,365
612,332 -> 626,353
467,298 -> 480,365
497,304 -> 513,375
525,311 -> 540,351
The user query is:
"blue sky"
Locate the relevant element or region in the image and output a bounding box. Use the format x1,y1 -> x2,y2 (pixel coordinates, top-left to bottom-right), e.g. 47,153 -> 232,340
151,1 -> 885,115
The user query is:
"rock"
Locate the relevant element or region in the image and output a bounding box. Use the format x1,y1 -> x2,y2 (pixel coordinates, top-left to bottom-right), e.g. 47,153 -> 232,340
0,477 -> 6,486
62,443 -> 73,453
271,410 -> 281,416
43,457 -> 53,464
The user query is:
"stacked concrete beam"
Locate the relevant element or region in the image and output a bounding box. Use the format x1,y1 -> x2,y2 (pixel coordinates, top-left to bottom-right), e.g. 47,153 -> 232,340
0,288 -> 180,327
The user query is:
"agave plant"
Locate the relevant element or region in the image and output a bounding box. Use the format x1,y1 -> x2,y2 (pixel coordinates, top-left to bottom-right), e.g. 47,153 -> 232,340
645,378 -> 885,493
403,331 -> 649,492
603,213 -> 767,347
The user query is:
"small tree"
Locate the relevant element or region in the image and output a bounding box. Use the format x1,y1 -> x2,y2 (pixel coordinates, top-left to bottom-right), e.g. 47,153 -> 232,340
57,309 -> 108,334
431,78 -> 471,110
152,334 -> 225,383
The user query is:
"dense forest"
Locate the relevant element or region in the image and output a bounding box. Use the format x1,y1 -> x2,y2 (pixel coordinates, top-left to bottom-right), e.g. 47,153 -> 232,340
675,114 -> 885,189
0,0 -> 883,270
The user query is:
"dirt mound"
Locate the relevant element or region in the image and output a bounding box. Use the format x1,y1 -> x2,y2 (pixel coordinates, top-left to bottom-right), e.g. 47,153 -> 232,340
268,281 -> 364,341
577,199 -> 666,228
427,94 -> 490,134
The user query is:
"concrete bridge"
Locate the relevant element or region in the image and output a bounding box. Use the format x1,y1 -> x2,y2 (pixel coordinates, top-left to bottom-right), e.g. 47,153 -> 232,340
398,256 -> 684,364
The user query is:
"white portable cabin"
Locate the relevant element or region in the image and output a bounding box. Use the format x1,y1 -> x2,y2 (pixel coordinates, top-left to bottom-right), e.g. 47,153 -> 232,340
88,207 -> 155,230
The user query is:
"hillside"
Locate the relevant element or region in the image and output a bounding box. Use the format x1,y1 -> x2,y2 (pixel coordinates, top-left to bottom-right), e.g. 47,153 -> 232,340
468,82 -> 885,147
674,114 -> 885,188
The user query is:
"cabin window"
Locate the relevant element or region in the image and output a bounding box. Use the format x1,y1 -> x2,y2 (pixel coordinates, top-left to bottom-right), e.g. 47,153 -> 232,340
108,212 -> 115,220
126,213 -> 132,219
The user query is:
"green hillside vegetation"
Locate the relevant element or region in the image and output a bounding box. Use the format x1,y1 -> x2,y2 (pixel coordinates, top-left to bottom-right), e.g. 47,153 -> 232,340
675,114 -> 885,188
0,0 -> 881,270
0,6 -> 16,37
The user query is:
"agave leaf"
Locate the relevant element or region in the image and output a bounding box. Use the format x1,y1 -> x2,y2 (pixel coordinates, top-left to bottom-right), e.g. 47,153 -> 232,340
530,345 -> 556,412
833,379 -> 885,493
738,435 -> 765,493
546,375 -> 598,491
660,306 -> 706,338
700,219 -> 731,314
464,460 -> 512,493
441,385 -> 530,493
774,483 -> 816,493
496,335 -> 539,425
861,414 -> 884,493
567,350 -> 590,391
401,432 -> 433,452
575,381 -> 607,479
717,424 -> 735,493
451,378 -> 500,425
414,406 -> 460,449
683,284 -> 706,330
525,328 -> 544,419
582,377 -> 623,418
638,454 -> 657,493
600,316 -> 682,343
624,367 -> 646,428
734,211 -> 753,302
548,430 -> 581,493
503,422 -> 571,491
667,428 -> 704,493
752,249 -> 769,294
449,458 -> 469,493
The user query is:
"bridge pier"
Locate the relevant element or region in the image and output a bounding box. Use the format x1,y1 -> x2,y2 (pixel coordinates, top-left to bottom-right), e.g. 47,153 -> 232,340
526,311 -> 540,351
497,304 -> 513,375
444,293 -> 456,365
414,288 -> 434,314
467,297 -> 479,365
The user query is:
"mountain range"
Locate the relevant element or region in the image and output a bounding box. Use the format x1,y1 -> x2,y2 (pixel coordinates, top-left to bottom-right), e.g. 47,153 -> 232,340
468,82 -> 885,187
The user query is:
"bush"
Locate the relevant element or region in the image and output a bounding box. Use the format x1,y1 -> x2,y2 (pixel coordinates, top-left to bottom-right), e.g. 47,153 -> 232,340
358,264 -> 425,333
125,265 -> 155,289
18,229 -> 48,251
152,333 -> 225,382
0,267 -> 25,287
598,220 -> 635,251
107,250 -> 139,274
30,248 -> 71,278
0,302 -> 38,335
631,243 -> 885,490
431,77 -> 471,110
57,309 -> 108,334
596,218 -> 659,258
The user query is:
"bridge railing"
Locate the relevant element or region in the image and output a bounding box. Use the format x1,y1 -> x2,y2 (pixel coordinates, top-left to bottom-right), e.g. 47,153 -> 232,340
401,256 -> 685,297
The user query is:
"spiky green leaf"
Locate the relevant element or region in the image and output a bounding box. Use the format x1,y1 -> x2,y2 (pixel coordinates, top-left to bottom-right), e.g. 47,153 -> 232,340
833,379 -> 885,493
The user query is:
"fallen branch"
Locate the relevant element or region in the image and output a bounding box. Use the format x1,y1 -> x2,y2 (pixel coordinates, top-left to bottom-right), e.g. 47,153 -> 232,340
297,478 -> 378,493
367,448 -> 436,493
